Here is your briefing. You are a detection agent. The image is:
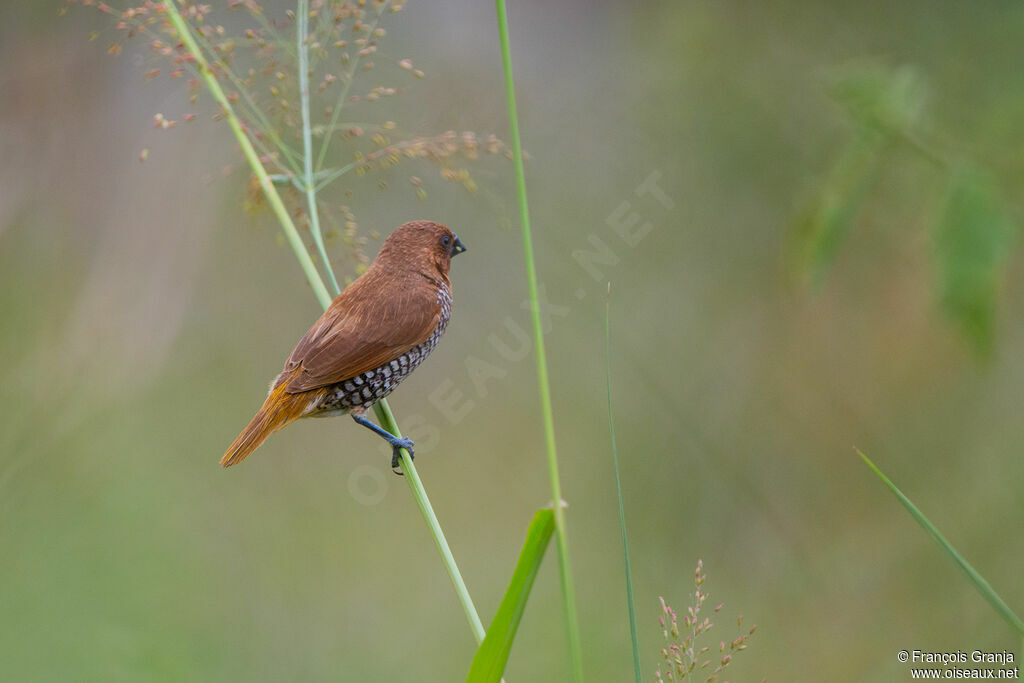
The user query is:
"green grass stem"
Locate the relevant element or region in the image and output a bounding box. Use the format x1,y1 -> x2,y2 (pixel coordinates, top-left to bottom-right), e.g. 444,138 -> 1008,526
605,289 -> 642,683
187,22 -> 303,177
373,399 -> 487,644
162,0 -> 332,310
858,450 -> 1024,636
297,0 -> 341,295
164,0 -> 486,647
494,3 -> 584,680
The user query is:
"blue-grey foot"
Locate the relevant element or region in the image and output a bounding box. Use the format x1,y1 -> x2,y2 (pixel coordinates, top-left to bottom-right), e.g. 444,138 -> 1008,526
388,437 -> 415,474
351,413 -> 415,475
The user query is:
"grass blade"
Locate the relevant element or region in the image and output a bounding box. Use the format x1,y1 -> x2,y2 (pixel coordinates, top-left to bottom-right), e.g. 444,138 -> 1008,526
605,289 -> 642,683
373,400 -> 486,643
858,450 -> 1024,635
466,509 -> 557,683
494,3 -> 584,680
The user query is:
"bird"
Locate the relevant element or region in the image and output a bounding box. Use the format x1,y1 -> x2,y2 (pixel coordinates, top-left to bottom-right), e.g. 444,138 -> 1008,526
222,220 -> 466,472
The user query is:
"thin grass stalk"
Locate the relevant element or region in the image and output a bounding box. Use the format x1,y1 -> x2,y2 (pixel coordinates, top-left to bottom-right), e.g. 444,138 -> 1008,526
163,0 -> 486,646
297,0 -> 341,294
859,450 -> 1024,637
187,24 -> 304,175
165,51 -> 296,181
373,400 -> 487,643
605,289 -> 642,683
162,0 -> 332,309
494,2 -> 584,680
315,12 -> 382,172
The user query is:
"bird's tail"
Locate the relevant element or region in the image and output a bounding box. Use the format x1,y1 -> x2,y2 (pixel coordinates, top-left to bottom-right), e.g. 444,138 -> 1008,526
221,380 -> 322,467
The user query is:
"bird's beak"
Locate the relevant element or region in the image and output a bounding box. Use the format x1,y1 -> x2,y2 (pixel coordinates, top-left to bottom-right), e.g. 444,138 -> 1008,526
451,235 -> 467,257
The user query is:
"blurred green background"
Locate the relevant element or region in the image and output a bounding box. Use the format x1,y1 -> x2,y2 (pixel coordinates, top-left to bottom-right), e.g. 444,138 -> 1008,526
2,1 -> 1023,681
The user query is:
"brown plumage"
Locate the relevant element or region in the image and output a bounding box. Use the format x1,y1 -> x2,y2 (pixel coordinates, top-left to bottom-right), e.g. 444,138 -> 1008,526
222,220 -> 466,469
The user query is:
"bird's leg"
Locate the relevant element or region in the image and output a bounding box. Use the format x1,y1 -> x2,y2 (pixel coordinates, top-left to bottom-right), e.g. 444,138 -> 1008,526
351,413 -> 415,474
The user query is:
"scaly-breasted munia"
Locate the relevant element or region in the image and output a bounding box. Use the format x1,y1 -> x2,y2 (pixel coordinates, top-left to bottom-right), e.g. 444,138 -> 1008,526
222,220 -> 466,470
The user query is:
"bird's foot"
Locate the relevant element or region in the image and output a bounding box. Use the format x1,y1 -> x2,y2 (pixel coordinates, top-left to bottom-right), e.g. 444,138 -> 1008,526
389,437 -> 415,475
350,413 -> 415,475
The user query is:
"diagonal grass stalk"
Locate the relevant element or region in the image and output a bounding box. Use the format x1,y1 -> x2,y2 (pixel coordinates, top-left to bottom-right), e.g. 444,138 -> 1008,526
187,23 -> 304,176
605,288 -> 642,683
859,450 -> 1024,638
494,2 -> 584,680
163,0 -> 486,647
162,1 -> 331,309
373,400 -> 487,643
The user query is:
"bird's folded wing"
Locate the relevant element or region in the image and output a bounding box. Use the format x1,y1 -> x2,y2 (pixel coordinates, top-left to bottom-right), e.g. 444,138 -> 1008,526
278,283 -> 442,394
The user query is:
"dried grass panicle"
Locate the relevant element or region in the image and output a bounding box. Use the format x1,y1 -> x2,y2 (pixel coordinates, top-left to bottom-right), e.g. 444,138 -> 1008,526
68,0 -> 508,280
654,560 -> 758,683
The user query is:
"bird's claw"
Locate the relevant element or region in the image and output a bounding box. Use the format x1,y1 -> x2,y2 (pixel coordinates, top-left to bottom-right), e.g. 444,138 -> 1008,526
390,437 -> 415,475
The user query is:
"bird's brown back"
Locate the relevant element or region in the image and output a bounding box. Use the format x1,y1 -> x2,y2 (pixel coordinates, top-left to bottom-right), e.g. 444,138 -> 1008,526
276,220 -> 457,394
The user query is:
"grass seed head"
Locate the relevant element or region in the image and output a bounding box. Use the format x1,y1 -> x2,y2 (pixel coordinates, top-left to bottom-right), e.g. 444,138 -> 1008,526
74,0 -> 509,281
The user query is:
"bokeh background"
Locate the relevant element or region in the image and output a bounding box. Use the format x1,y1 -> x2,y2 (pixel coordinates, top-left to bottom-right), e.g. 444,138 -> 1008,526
2,1 -> 1023,681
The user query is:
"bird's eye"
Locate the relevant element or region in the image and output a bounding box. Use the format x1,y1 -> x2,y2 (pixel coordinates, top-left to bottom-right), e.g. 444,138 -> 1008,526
440,234 -> 452,249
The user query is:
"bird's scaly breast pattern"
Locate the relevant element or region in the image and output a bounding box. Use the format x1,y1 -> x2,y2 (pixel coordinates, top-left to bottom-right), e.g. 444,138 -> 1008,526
314,287 -> 452,414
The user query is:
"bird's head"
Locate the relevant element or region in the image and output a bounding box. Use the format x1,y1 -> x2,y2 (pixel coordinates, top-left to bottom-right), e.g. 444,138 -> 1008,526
376,220 -> 466,281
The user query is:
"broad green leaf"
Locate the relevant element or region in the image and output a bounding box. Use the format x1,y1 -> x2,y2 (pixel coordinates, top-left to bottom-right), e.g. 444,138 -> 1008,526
789,64 -> 930,288
466,509 -> 556,683
933,166 -> 1016,356
858,450 -> 1024,636
788,130 -> 885,288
